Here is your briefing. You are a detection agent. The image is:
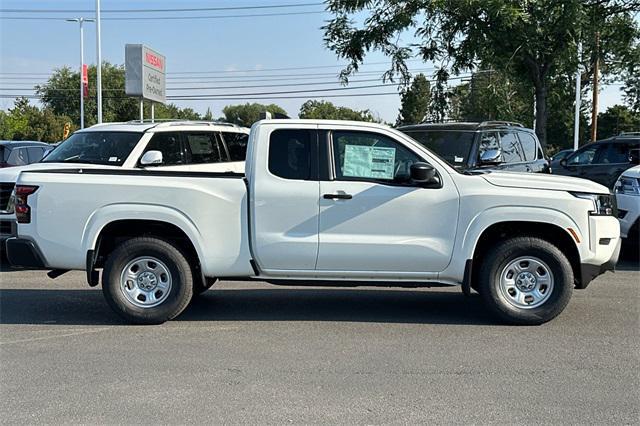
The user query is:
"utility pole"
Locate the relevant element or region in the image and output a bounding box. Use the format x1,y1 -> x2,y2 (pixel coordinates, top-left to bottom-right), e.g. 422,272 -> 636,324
574,42 -> 582,151
591,31 -> 600,142
66,18 -> 94,129
96,0 -> 103,123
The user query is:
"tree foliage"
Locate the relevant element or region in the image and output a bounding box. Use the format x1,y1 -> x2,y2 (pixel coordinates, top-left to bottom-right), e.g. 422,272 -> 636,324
324,0 -> 640,147
36,63 -> 202,126
222,103 -> 288,127
0,97 -> 73,142
596,105 -> 640,139
396,74 -> 431,125
298,100 -> 378,122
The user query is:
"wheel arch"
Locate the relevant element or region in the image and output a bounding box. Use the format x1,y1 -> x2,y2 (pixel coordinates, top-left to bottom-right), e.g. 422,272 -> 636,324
470,221 -> 582,289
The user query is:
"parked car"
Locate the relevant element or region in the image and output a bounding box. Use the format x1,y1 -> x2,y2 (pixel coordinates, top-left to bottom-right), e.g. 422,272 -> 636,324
552,134 -> 640,188
614,164 -> 640,243
550,148 -> 574,170
7,119 -> 620,326
0,121 -> 249,251
398,121 -> 550,173
0,141 -> 54,168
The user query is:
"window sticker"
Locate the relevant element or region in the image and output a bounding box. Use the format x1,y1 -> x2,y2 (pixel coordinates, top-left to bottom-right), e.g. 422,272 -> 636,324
343,145 -> 396,180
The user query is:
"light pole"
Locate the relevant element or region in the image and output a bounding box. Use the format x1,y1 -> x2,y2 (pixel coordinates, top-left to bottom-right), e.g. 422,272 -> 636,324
67,18 -> 94,129
96,0 -> 103,123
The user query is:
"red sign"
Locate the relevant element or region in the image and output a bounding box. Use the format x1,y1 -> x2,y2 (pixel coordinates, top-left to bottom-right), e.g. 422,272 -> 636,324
82,64 -> 89,98
144,52 -> 164,72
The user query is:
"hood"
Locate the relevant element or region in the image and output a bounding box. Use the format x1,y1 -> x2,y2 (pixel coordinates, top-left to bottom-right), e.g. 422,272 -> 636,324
620,165 -> 640,179
482,171 -> 609,194
0,162 -> 120,183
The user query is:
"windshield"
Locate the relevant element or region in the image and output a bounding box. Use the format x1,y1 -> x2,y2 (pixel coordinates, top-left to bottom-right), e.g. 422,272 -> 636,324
42,131 -> 142,166
401,130 -> 475,169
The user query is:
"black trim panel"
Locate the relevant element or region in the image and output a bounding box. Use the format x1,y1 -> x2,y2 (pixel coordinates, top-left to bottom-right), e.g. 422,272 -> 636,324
25,168 -> 244,179
577,238 -> 621,289
5,238 -> 47,269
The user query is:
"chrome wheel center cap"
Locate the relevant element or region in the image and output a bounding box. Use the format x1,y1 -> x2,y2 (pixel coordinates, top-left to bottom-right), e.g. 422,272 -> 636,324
515,271 -> 537,292
137,272 -> 158,291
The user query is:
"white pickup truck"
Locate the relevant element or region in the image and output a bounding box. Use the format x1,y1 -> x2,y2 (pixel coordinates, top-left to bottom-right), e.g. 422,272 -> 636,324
6,120 -> 621,325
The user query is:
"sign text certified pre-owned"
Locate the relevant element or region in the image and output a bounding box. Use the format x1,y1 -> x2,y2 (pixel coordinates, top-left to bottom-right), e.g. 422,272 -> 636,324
125,44 -> 166,104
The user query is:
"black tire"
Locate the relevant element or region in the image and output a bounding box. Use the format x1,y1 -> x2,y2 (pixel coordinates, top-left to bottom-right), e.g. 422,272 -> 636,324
479,237 -> 574,325
102,237 -> 194,324
193,277 -> 218,296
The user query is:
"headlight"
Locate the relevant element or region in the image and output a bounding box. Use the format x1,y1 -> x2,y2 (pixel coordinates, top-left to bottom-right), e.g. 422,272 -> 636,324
614,176 -> 640,196
571,192 -> 617,216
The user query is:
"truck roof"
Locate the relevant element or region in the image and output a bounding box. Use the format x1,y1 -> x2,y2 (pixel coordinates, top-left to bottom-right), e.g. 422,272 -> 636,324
256,119 -> 391,128
78,120 -> 248,134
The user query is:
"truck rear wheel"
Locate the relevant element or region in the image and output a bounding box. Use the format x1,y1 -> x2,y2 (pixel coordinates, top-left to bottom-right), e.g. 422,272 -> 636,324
479,237 -> 573,325
102,237 -> 194,324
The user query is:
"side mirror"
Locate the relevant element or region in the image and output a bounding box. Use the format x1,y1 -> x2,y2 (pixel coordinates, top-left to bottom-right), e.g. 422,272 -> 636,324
479,149 -> 503,165
629,149 -> 640,165
140,150 -> 163,166
410,162 -> 439,185
559,158 -> 568,168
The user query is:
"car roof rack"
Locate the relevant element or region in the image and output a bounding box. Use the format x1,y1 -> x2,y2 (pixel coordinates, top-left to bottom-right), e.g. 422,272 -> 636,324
123,119 -> 240,128
618,131 -> 640,137
478,121 -> 524,128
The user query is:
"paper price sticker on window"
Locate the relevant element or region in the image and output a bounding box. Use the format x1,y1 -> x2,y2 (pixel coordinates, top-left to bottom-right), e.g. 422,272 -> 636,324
343,145 -> 396,180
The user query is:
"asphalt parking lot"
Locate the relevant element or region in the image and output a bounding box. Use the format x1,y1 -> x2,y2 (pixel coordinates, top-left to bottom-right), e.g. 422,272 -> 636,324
1,249 -> 638,424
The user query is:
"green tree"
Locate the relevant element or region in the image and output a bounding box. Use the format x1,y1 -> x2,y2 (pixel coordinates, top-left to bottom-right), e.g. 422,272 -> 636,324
621,44 -> 640,113
323,0 -> 640,147
298,100 -> 377,122
0,97 -> 73,142
37,63 -> 201,126
396,74 -> 430,125
222,103 -> 287,127
596,105 -> 640,139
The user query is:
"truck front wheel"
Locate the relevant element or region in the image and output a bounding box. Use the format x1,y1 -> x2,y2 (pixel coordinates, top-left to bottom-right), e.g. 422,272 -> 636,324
102,237 -> 194,324
479,237 -> 574,325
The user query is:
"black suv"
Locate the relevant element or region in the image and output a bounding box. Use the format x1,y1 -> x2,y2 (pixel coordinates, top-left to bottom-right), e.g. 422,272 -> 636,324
398,121 -> 549,173
552,133 -> 640,188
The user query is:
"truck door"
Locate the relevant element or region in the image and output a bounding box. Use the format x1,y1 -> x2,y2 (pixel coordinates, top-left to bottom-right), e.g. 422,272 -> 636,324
250,127 -> 320,271
316,129 -> 459,273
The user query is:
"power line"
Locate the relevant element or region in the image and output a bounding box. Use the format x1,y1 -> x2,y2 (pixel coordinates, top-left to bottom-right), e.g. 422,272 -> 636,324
0,10 -> 327,21
0,92 -> 401,101
0,2 -> 324,13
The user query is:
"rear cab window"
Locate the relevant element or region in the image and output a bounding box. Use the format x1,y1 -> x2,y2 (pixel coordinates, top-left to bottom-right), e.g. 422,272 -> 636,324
268,129 -> 313,180
499,131 -> 526,164
222,132 -> 249,162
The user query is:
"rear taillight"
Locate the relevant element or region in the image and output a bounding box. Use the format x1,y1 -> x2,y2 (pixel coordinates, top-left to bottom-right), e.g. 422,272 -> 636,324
15,185 -> 38,224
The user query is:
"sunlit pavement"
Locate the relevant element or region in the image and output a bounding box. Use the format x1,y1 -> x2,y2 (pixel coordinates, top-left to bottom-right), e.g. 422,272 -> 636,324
1,248 -> 638,424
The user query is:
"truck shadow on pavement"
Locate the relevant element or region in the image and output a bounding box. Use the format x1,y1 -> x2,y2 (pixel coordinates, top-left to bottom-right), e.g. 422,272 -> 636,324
0,287 -> 498,326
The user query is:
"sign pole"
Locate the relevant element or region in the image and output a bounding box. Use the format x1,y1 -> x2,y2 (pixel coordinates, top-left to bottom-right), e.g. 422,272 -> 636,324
79,18 -> 85,129
574,42 -> 582,151
151,103 -> 155,123
139,99 -> 144,123
96,0 -> 103,123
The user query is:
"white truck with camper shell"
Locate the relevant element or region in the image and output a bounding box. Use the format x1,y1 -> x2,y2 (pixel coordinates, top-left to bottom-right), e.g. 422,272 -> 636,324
6,119 -> 621,325
0,120 -> 249,247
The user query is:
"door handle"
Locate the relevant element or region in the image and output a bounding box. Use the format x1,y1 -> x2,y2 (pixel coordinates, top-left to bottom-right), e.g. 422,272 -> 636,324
323,193 -> 352,200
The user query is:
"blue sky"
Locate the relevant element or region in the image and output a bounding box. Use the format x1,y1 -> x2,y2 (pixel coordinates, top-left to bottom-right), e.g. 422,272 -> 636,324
0,0 -> 626,123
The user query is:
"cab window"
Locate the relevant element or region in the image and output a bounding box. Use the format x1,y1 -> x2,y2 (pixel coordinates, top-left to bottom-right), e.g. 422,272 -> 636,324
500,131 -> 526,163
184,133 -> 225,164
332,131 -> 421,183
222,132 -> 249,161
268,129 -> 312,180
142,132 -> 185,166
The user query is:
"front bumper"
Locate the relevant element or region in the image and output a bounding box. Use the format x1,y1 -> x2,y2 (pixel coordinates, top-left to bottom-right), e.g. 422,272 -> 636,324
578,237 -> 621,289
5,237 -> 47,269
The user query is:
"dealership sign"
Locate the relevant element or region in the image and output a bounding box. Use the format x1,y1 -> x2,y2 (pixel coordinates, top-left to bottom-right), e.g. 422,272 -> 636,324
125,44 -> 166,104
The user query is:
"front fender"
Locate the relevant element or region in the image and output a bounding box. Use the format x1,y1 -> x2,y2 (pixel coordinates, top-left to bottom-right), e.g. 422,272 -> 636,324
438,206 -> 583,285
